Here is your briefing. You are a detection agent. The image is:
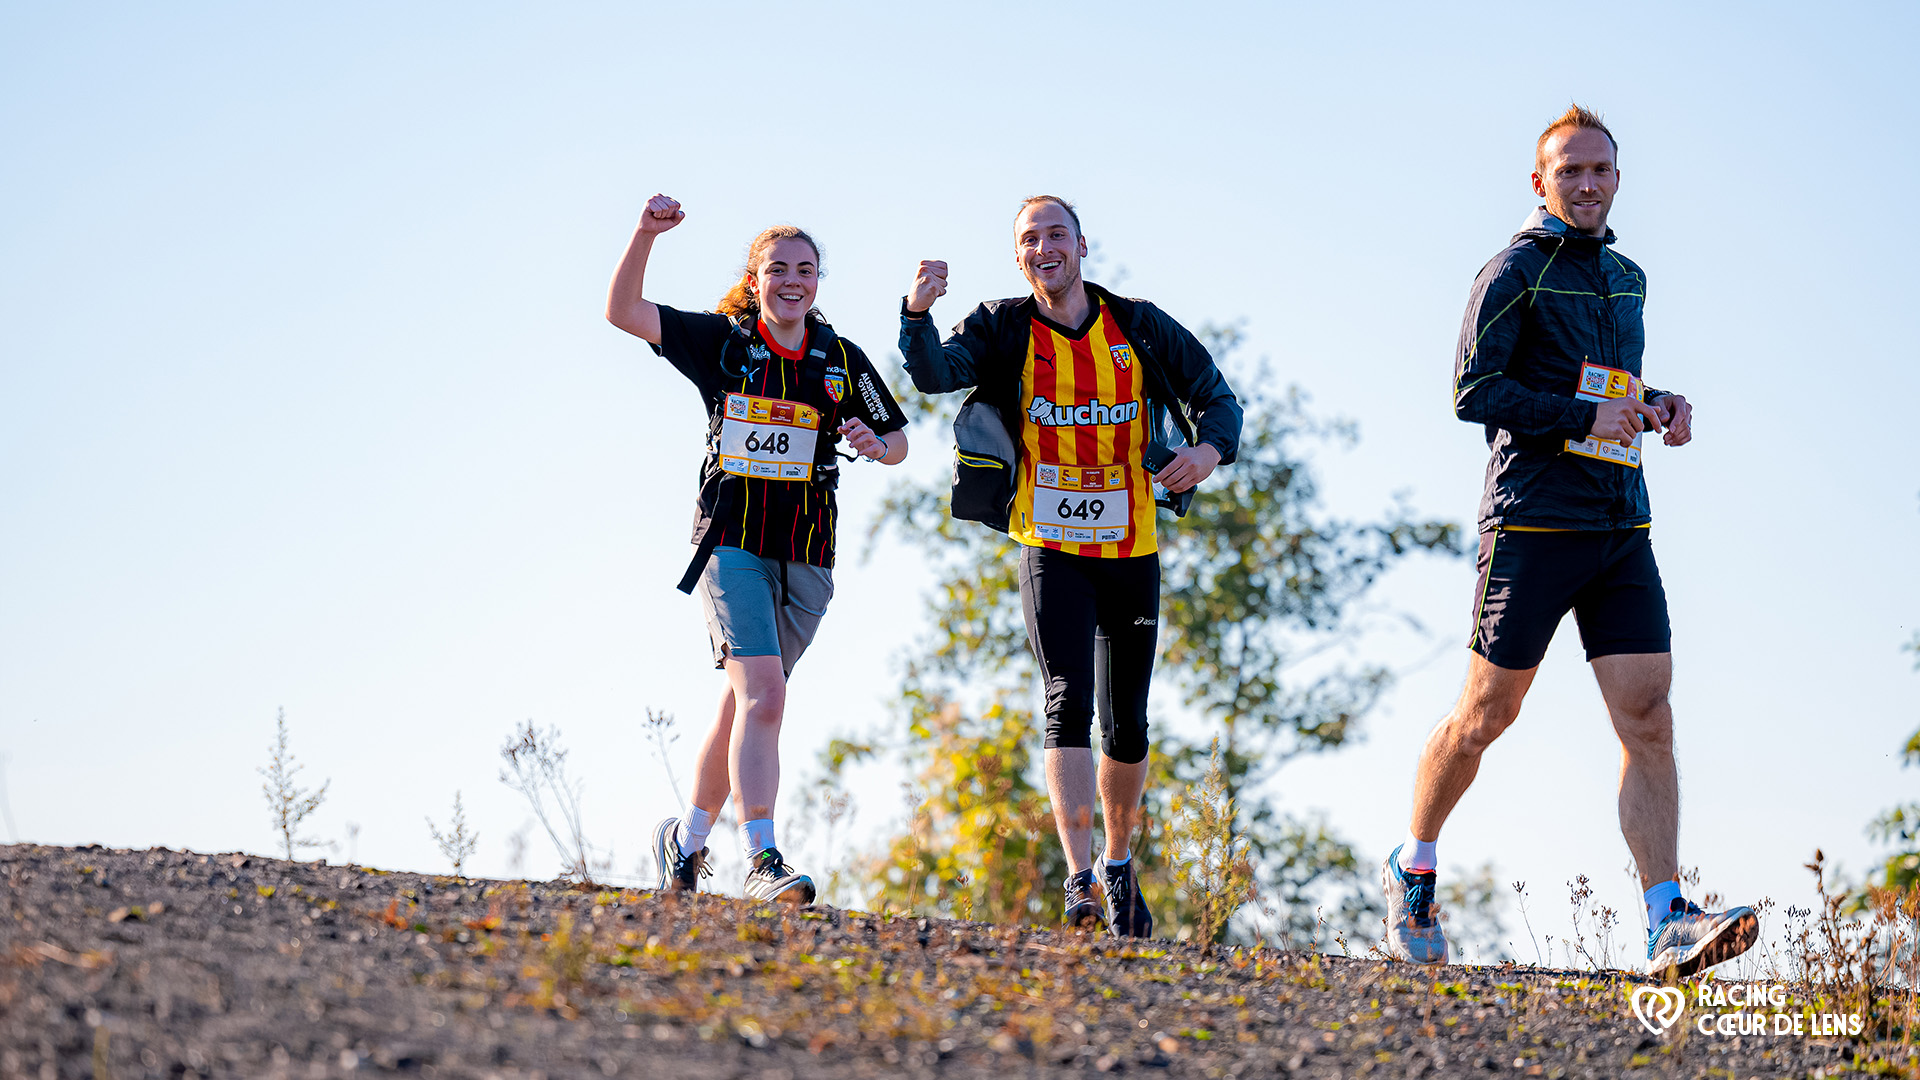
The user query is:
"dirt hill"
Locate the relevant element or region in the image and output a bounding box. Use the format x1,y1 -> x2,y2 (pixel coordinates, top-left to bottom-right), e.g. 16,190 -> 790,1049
0,844 -> 1905,1078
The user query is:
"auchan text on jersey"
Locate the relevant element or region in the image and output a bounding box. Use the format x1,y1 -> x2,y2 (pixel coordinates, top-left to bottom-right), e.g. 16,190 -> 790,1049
1026,395 -> 1141,427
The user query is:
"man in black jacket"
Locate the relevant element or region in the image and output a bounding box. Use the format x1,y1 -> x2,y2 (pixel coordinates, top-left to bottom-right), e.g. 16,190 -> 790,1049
900,196 -> 1241,936
1384,106 -> 1755,978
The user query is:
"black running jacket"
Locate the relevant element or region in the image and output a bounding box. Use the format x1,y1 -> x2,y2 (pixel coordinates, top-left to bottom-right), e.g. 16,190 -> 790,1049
900,282 -> 1243,468
1455,208 -> 1676,531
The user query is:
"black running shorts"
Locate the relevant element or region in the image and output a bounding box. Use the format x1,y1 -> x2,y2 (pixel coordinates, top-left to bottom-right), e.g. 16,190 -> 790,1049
1017,545 -> 1158,764
1469,528 -> 1671,670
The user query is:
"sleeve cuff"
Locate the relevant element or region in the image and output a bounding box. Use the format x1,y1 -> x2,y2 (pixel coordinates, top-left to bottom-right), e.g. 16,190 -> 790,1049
900,297 -> 933,322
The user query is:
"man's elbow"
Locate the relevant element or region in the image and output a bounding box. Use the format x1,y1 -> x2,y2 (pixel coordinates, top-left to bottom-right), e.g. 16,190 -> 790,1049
906,366 -> 946,394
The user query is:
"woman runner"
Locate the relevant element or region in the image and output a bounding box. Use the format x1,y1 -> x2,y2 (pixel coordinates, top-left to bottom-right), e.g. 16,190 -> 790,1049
606,194 -> 908,902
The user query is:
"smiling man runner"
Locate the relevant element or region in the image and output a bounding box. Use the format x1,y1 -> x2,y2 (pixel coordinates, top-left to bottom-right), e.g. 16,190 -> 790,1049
1384,107 -> 1756,978
900,197 -> 1242,936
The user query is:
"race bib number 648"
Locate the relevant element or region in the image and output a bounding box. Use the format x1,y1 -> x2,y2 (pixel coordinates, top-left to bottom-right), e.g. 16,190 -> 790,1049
719,393 -> 821,480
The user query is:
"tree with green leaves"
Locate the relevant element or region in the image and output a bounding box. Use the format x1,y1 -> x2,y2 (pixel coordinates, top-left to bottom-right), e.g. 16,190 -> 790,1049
1868,634 -> 1920,895
831,323 -> 1461,944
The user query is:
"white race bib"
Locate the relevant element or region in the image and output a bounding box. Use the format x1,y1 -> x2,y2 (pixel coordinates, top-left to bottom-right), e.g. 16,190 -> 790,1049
718,393 -> 821,481
1031,462 -> 1131,543
1564,361 -> 1644,468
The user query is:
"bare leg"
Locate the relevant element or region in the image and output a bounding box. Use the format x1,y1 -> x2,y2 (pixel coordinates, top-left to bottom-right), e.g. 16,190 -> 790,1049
724,655 -> 788,823
1097,754 -> 1149,861
1592,652 -> 1679,889
1046,747 -> 1097,875
687,683 -> 735,815
1410,654 -> 1537,841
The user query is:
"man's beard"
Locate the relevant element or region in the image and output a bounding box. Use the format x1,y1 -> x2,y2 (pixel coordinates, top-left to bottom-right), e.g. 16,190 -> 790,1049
1030,263 -> 1082,302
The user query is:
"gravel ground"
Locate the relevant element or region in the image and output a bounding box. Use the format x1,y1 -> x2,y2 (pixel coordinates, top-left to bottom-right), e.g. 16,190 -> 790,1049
1,844 -> 1908,1079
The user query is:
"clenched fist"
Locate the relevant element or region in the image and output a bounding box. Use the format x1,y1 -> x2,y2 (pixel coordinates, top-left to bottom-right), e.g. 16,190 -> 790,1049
638,194 -> 684,234
907,260 -> 948,313
1590,396 -> 1663,444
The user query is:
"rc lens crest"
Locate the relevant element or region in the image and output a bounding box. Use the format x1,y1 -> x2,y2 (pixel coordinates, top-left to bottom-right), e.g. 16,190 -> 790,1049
825,366 -> 847,403
1110,344 -> 1133,370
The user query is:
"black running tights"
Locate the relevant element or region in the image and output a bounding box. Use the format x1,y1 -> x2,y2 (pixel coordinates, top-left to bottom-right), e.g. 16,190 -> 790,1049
1017,544 -> 1159,764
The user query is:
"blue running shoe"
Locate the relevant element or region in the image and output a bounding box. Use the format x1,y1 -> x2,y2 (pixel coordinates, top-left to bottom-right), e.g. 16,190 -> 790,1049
1383,845 -> 1448,965
1646,899 -> 1757,978
651,817 -> 710,893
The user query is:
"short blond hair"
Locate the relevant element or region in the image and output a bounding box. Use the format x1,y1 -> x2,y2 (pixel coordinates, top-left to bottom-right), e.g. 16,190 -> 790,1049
1535,104 -> 1617,174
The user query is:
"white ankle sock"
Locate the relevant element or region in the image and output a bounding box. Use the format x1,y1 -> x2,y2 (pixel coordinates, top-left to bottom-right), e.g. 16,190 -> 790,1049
676,806 -> 716,857
1105,852 -> 1132,869
741,818 -> 777,859
1644,880 -> 1684,927
1404,834 -> 1438,873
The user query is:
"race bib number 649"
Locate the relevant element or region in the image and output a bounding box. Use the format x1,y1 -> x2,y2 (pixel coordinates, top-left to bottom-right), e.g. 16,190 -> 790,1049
1032,462 -> 1131,543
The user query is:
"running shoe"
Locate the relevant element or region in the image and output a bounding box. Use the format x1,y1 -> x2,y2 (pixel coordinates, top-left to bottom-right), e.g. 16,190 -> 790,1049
1102,860 -> 1153,938
651,816 -> 710,893
1646,899 -> 1758,978
1062,868 -> 1105,929
1382,844 -> 1449,965
742,848 -> 815,905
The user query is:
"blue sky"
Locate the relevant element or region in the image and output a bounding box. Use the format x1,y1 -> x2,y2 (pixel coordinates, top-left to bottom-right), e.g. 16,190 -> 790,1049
3,2 -> 1915,957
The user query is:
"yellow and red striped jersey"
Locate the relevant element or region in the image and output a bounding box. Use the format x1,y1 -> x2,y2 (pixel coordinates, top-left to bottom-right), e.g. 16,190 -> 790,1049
1010,299 -> 1157,558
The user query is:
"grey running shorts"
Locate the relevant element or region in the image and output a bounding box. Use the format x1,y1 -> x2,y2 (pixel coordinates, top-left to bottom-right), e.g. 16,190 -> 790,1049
695,546 -> 833,676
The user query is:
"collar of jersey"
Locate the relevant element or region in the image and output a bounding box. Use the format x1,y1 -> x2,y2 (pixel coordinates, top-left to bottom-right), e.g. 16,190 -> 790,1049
1029,290 -> 1105,340
755,316 -> 807,363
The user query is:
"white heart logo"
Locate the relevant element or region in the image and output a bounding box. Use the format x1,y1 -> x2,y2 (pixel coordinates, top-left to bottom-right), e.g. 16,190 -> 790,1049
1631,986 -> 1687,1034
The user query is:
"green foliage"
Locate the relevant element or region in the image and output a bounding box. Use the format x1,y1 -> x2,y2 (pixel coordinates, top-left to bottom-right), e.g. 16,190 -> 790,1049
849,693 -> 1062,922
1168,740 -> 1255,954
1437,861 -> 1511,964
848,324 -> 1462,942
1867,634 -> 1919,894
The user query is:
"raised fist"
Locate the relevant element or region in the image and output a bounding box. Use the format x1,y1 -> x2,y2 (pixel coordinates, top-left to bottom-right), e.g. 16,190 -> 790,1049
907,259 -> 948,313
638,194 -> 685,234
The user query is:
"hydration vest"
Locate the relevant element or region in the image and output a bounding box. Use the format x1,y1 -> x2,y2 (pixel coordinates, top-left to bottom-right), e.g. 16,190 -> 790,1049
676,314 -> 852,594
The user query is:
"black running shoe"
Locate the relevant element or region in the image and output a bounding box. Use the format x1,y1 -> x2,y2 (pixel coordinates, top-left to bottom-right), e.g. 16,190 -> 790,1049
1063,868 -> 1105,929
651,817 -> 710,892
1102,859 -> 1154,938
743,848 -> 815,904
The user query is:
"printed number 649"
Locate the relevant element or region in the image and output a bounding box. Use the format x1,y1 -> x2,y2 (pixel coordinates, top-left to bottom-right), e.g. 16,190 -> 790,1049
1055,498 -> 1105,521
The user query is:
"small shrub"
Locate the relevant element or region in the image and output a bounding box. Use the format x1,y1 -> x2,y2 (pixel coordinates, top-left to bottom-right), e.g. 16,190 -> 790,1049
427,790 -> 479,877
1169,739 -> 1255,955
259,708 -> 329,860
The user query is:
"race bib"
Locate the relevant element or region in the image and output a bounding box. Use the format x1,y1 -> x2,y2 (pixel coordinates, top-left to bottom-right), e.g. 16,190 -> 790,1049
1032,462 -> 1131,543
718,393 -> 821,480
1564,361 -> 1644,468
